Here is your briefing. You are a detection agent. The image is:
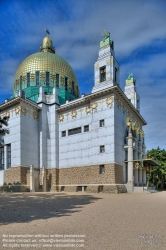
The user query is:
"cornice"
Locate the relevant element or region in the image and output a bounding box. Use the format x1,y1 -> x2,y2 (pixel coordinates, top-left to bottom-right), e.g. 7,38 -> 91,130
56,85 -> 147,125
0,97 -> 41,111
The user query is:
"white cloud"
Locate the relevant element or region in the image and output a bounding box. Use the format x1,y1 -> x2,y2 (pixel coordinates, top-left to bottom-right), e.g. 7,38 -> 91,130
0,0 -> 165,149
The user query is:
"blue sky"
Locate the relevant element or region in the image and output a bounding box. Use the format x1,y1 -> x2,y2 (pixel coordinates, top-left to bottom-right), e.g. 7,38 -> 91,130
0,0 -> 166,150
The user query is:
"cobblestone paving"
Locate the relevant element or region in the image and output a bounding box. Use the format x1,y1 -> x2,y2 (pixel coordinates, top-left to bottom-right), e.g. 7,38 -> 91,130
0,191 -> 166,250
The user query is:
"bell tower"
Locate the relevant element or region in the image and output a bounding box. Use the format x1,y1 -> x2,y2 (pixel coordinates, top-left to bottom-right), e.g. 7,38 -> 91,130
92,31 -> 120,93
124,73 -> 140,111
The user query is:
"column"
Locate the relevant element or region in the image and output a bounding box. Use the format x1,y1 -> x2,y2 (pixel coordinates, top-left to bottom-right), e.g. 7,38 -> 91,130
30,165 -> 35,192
42,167 -> 46,192
126,128 -> 134,192
134,139 -> 138,186
139,168 -> 142,186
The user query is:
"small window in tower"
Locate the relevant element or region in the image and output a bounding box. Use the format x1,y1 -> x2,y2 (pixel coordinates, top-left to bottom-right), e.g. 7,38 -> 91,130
56,73 -> 59,88
100,66 -> 106,82
100,119 -> 104,127
100,145 -> 105,153
72,81 -> 74,94
20,75 -> 22,89
27,73 -> 30,87
36,71 -> 40,86
65,77 -> 68,91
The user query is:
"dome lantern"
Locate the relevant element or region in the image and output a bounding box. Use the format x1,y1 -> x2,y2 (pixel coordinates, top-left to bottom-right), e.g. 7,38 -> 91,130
40,30 -> 55,54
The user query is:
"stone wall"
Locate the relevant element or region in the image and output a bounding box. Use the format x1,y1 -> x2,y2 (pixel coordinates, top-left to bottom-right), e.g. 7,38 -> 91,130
59,163 -> 123,185
4,166 -> 30,185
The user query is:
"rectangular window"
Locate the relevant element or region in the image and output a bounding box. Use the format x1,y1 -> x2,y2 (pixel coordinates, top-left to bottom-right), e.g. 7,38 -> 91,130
27,73 -> 30,87
36,71 -> 40,86
100,66 -> 106,82
98,186 -> 103,192
46,72 -> 49,86
77,186 -> 82,192
72,81 -> 74,94
20,76 -> 22,90
100,145 -> 105,153
56,73 -> 59,88
68,127 -> 81,136
100,165 -> 105,174
115,67 -> 117,82
0,147 -> 4,170
7,144 -> 11,169
62,131 -> 66,137
84,125 -> 89,132
100,119 -> 104,127
65,77 -> 68,91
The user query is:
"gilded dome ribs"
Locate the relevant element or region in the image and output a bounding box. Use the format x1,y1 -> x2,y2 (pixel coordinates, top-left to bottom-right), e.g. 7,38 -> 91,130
13,35 -> 80,103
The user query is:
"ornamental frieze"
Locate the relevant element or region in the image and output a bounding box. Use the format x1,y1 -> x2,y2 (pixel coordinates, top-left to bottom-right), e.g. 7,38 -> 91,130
71,110 -> 77,118
59,96 -> 114,122
90,101 -> 98,110
106,96 -> 114,107
0,105 -> 38,121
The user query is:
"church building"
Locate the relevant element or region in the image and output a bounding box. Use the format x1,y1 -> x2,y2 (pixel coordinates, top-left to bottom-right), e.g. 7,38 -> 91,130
0,31 -> 157,193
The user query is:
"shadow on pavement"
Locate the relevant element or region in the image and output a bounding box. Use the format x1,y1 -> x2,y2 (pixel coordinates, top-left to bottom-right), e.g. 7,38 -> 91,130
0,193 -> 101,225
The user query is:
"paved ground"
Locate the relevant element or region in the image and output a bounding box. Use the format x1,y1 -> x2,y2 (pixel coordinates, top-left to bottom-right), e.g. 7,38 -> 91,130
0,191 -> 166,250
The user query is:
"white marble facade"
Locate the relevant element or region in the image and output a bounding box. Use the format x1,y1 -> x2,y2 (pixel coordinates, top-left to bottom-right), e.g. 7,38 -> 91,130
0,31 -> 147,192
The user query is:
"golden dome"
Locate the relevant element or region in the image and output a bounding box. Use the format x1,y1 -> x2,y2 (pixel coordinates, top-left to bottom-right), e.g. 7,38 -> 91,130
13,36 -> 80,101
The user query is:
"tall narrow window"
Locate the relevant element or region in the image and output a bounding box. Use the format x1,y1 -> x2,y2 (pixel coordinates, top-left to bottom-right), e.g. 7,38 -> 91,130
46,72 -> 50,86
36,71 -> 40,86
72,81 -> 74,94
7,144 -> 11,169
100,165 -> 105,174
65,77 -> 68,91
27,73 -> 30,87
56,73 -> 59,88
0,147 -> 4,170
20,76 -> 22,90
115,67 -> 118,83
100,66 -> 106,82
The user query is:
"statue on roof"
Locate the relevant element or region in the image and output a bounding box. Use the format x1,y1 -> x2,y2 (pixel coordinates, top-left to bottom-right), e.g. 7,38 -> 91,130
126,72 -> 136,84
102,30 -> 110,42
128,72 -> 134,80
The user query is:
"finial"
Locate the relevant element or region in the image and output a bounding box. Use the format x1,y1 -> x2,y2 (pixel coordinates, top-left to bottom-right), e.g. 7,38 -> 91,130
45,29 -> 50,36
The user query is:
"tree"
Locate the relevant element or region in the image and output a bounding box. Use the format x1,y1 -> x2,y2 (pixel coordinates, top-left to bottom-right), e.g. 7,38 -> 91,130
147,147 -> 166,189
0,116 -> 9,136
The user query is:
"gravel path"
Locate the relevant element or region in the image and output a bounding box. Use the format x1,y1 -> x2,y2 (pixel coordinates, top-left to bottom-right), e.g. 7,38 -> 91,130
0,191 -> 166,250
